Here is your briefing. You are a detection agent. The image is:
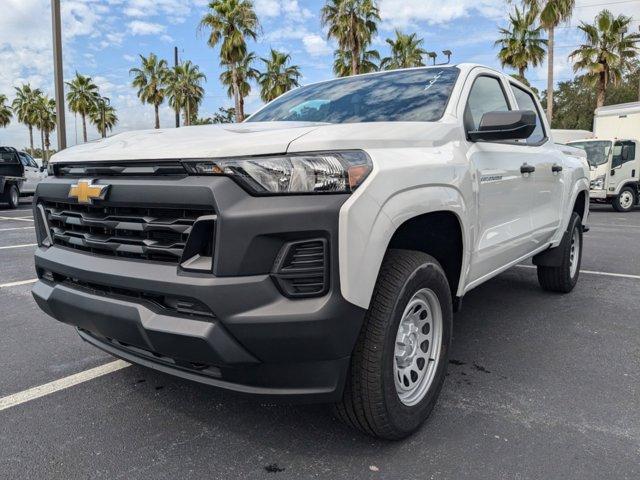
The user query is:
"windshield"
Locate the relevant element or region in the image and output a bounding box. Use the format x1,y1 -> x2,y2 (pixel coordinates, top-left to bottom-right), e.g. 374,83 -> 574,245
567,141 -> 612,167
247,67 -> 460,124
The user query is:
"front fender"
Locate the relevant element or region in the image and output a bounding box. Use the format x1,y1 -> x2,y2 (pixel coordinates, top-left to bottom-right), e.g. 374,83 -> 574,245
338,185 -> 471,309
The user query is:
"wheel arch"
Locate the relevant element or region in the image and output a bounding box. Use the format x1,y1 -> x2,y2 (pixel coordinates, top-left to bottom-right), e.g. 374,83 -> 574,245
339,185 -> 471,310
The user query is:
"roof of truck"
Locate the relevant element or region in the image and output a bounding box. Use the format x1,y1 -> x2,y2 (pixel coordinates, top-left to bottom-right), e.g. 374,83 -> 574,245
595,102 -> 640,117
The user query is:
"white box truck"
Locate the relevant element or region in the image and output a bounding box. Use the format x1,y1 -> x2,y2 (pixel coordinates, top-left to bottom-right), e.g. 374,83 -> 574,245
568,102 -> 640,212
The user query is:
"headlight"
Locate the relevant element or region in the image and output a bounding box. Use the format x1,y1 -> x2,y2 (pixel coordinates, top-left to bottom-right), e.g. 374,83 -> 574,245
183,151 -> 372,195
590,175 -> 605,190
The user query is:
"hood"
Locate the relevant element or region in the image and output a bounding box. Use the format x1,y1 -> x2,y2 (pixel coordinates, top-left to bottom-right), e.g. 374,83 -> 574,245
50,121 -> 325,163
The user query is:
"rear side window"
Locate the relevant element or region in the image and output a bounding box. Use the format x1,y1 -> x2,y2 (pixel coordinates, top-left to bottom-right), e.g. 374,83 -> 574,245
0,149 -> 18,164
464,76 -> 511,131
511,85 -> 546,145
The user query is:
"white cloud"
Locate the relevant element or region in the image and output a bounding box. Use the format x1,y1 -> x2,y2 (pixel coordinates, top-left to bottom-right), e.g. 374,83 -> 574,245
128,20 -> 166,35
302,34 -> 333,57
378,0 -> 503,28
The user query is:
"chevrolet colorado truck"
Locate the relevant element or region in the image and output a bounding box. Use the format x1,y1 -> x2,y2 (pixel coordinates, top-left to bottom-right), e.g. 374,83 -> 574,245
32,64 -> 590,439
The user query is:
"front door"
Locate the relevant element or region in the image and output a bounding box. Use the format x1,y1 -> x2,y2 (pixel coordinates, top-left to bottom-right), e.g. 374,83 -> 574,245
463,74 -> 536,284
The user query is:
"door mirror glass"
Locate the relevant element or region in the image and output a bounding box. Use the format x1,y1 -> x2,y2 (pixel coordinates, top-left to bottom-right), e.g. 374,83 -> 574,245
468,110 -> 537,142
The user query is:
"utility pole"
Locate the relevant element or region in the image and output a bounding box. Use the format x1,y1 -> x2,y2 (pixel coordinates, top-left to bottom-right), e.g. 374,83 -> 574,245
51,0 -> 66,151
174,46 -> 180,128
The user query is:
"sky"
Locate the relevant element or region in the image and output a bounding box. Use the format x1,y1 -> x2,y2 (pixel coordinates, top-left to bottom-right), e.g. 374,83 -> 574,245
0,0 -> 639,150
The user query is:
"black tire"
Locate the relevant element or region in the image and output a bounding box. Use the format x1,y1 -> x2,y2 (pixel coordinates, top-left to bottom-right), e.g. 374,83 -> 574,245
537,212 -> 582,293
612,187 -> 637,212
334,249 -> 452,440
3,185 -> 20,209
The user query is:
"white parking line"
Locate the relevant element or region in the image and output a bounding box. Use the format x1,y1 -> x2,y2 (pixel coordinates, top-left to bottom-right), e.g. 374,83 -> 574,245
0,216 -> 34,222
0,279 -> 38,288
0,227 -> 35,231
589,223 -> 640,230
0,360 -> 130,412
516,264 -> 640,281
0,243 -> 37,250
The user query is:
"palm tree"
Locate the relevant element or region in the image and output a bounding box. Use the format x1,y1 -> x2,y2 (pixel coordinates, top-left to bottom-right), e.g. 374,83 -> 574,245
258,49 -> 301,103
65,73 -> 99,143
495,7 -> 547,83
322,0 -> 381,76
523,0 -> 575,121
199,0 -> 259,122
12,84 -> 42,152
334,49 -> 380,77
166,61 -> 207,127
570,10 -> 640,108
129,53 -> 168,129
0,94 -> 12,128
34,95 -> 56,164
221,52 -> 259,116
381,30 -> 427,70
89,97 -> 118,138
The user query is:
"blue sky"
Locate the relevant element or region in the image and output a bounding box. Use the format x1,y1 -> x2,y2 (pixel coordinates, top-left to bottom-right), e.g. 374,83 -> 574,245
1,0 -> 639,150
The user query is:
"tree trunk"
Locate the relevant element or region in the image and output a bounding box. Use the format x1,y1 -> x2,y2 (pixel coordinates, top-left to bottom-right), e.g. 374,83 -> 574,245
546,26 -> 555,123
351,46 -> 359,76
518,66 -> 526,82
154,103 -> 160,129
81,113 -> 88,143
596,71 -> 606,108
174,107 -> 181,128
28,125 -> 34,153
44,130 -> 50,164
232,66 -> 243,123
40,128 -> 44,161
186,101 -> 191,127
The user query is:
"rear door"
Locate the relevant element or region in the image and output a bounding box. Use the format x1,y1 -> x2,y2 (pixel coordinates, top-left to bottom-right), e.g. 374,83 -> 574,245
509,83 -> 564,247
463,71 -> 537,285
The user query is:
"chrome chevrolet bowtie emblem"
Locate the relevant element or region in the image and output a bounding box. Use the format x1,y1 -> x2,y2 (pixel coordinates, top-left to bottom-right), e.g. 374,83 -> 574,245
68,179 -> 109,205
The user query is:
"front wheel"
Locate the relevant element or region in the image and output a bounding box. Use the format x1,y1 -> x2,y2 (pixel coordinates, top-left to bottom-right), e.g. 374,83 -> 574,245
537,212 -> 582,293
334,250 -> 452,440
612,187 -> 636,212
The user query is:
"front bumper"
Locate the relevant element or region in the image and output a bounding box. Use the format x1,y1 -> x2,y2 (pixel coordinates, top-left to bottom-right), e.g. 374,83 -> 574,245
589,189 -> 608,200
32,175 -> 366,402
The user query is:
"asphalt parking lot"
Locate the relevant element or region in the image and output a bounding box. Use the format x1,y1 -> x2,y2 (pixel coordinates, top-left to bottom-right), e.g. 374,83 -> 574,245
1,199 -> 639,480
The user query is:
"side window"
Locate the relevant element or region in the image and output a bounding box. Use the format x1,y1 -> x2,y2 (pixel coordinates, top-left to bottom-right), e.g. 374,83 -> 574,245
464,76 -> 511,132
511,85 -> 546,145
612,141 -> 636,167
18,153 -> 29,167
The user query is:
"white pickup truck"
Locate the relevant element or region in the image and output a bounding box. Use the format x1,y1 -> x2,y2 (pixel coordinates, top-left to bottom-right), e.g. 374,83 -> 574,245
32,64 -> 589,439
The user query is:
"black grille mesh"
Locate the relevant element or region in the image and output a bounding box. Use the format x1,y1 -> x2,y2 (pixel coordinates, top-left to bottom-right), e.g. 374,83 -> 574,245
43,201 -> 214,264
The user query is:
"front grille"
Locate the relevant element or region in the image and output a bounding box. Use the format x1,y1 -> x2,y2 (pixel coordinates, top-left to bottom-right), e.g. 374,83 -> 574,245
43,201 -> 214,264
55,162 -> 187,177
273,239 -> 329,298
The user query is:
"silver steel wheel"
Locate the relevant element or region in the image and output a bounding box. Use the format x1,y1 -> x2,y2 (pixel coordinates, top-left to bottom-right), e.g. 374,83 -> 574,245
10,188 -> 18,206
394,288 -> 443,406
569,227 -> 580,279
619,191 -> 634,210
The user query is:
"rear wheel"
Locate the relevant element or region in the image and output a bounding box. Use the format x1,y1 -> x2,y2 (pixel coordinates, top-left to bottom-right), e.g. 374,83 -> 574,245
537,212 -> 582,293
612,187 -> 636,212
334,250 -> 452,440
3,185 -> 19,209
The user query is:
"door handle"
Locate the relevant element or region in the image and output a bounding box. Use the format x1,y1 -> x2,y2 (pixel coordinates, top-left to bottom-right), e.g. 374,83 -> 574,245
552,164 -> 563,173
520,163 -> 535,174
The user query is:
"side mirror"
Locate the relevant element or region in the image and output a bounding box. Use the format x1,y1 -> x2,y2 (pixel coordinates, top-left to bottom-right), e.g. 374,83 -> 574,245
468,110 -> 537,142
39,166 -> 45,172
